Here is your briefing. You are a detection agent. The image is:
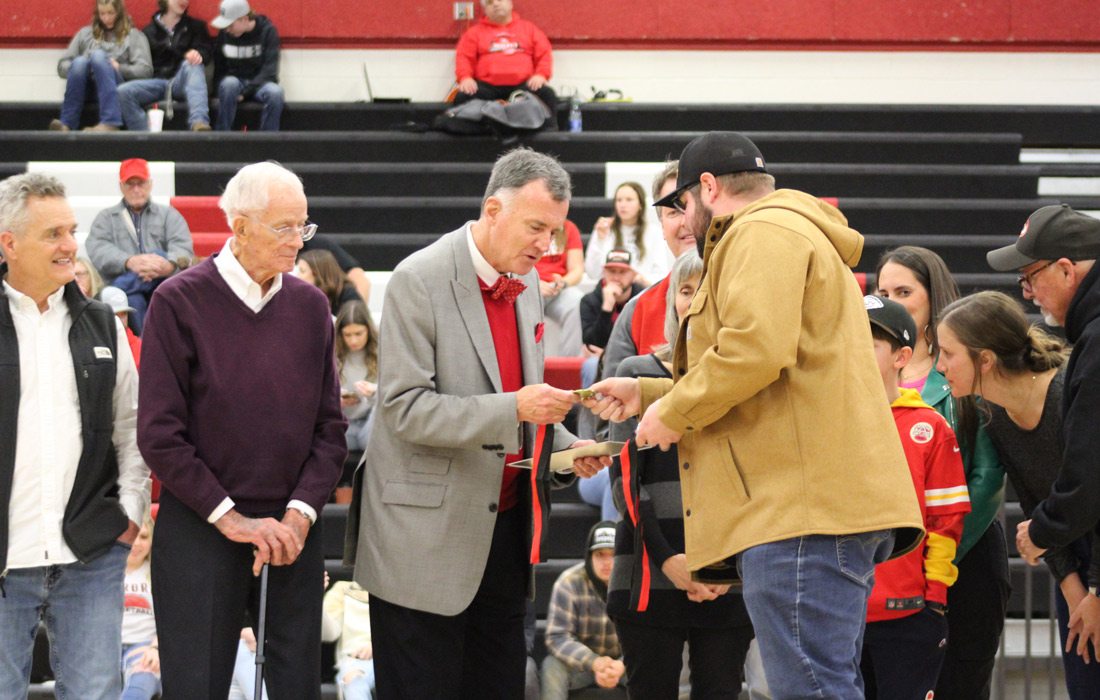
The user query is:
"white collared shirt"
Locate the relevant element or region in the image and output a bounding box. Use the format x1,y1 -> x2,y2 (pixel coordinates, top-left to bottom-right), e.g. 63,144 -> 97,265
207,239 -> 316,525
4,282 -> 149,569
466,222 -> 502,287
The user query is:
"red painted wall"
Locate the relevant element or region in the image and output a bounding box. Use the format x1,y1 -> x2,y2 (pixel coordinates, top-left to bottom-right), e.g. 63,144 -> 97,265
4,0 -> 1098,48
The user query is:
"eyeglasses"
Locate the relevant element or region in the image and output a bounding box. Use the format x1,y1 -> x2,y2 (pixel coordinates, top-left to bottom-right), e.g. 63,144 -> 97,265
248,216 -> 317,242
655,205 -> 682,221
671,183 -> 700,215
1017,260 -> 1057,293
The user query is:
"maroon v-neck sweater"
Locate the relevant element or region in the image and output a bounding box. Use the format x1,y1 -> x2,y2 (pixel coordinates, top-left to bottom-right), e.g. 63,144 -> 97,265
137,258 -> 347,518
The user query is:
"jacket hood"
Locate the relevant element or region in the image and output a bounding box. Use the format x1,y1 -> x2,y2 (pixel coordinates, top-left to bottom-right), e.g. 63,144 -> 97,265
891,387 -> 933,410
727,189 -> 864,268
584,519 -> 615,602
1066,262 -> 1100,344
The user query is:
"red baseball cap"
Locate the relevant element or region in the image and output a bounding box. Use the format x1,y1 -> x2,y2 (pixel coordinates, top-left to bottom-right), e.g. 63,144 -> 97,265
119,158 -> 150,182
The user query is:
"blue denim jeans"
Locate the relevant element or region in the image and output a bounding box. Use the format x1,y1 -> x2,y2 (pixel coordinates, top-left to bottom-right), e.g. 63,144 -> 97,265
215,77 -> 284,131
120,642 -> 161,700
577,466 -> 617,521
0,543 -> 128,700
336,655 -> 376,700
739,530 -> 894,700
118,62 -> 210,130
60,49 -> 122,128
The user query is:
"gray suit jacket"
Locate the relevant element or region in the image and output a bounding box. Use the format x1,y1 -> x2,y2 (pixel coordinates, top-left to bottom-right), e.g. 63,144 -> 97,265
350,226 -> 575,616
86,200 -> 194,280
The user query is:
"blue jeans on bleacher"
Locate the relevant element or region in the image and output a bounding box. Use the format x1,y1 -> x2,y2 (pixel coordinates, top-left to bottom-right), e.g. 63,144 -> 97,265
336,656 -> 375,700
216,77 -> 284,131
118,62 -> 210,130
59,50 -> 122,129
0,543 -> 128,700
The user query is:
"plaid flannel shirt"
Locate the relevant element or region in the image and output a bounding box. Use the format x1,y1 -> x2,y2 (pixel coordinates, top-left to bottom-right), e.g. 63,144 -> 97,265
544,563 -> 621,671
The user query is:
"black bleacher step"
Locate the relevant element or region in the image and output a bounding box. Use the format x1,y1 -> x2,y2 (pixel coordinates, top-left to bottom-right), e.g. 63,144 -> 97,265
172,161 -> 1040,200
321,503 -> 350,560
544,502 -> 602,560
0,130 -> 1022,166
839,197 -> 1062,237
579,102 -> 1100,148
860,233 -> 1017,273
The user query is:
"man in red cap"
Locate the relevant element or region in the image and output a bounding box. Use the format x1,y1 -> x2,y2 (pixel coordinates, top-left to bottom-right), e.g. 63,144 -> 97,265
86,158 -> 194,331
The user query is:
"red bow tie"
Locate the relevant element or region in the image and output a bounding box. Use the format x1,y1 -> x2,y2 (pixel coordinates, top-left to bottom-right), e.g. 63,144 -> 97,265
483,276 -> 527,304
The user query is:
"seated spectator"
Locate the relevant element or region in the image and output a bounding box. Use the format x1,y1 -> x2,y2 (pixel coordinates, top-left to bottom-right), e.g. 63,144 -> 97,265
302,234 -> 372,305
121,515 -> 160,699
86,158 -> 194,332
454,0 -> 557,115
75,256 -> 105,298
322,579 -> 375,700
336,301 -> 379,451
535,220 -> 584,356
580,249 -> 646,353
210,0 -> 284,131
298,249 -> 362,316
860,295 -> 970,700
542,522 -> 626,698
118,0 -> 213,131
50,0 -> 152,132
584,182 -> 673,287
101,285 -> 142,367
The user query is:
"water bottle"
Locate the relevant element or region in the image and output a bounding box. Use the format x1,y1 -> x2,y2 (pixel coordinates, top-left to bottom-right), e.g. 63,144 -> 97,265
568,98 -> 582,133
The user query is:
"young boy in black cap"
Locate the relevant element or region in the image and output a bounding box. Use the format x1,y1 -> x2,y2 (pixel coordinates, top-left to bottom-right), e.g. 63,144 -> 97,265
861,294 -> 971,700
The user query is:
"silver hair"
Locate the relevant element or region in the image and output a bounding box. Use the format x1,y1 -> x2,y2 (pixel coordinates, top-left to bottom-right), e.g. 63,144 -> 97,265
0,172 -> 67,235
219,161 -> 305,229
664,249 -> 704,347
482,147 -> 571,207
651,160 -> 679,202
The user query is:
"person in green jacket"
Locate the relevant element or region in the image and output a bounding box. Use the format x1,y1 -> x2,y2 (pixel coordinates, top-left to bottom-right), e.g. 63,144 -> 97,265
876,245 -> 1008,700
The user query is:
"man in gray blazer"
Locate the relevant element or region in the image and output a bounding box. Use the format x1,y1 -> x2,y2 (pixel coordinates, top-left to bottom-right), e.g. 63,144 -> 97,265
350,148 -> 608,698
85,158 -> 193,329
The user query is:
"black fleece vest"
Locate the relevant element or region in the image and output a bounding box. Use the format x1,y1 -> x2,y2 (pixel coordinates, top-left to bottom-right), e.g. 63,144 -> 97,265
0,270 -> 126,572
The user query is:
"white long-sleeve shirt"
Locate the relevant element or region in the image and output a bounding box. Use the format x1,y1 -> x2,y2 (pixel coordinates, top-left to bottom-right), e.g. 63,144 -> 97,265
4,282 -> 149,569
583,222 -> 675,285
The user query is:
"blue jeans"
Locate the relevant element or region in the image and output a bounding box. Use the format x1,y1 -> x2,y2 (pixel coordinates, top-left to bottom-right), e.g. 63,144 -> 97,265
540,655 -> 599,700
118,62 -> 210,130
120,642 -> 161,700
0,543 -> 128,700
739,530 -> 894,700
216,77 -> 284,131
336,655 -> 375,700
577,466 -> 617,521
229,637 -> 270,700
60,50 -> 122,128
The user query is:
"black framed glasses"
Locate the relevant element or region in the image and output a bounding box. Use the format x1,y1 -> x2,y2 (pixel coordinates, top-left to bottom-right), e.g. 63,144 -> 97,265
1017,260 -> 1057,293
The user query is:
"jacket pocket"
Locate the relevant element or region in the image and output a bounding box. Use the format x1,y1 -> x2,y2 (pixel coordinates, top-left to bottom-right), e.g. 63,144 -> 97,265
716,438 -> 750,506
407,453 -> 452,476
381,480 -> 446,508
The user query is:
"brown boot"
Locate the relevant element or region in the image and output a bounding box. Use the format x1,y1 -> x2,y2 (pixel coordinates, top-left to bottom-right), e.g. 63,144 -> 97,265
48,119 -> 70,132
83,123 -> 120,132
191,121 -> 212,131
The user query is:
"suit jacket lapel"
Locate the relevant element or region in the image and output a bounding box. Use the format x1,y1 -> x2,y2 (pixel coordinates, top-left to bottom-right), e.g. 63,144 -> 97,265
516,272 -> 542,388
450,230 -> 503,393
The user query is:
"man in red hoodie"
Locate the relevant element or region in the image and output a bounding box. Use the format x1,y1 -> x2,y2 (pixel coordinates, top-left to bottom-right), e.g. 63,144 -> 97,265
454,0 -> 557,114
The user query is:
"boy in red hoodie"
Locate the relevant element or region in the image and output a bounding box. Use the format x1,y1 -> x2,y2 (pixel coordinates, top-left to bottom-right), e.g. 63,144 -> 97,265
454,0 -> 557,114
861,295 -> 971,700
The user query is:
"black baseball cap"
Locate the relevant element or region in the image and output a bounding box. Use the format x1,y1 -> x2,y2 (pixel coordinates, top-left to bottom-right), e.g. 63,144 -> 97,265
987,204 -> 1100,271
652,132 -> 768,209
864,295 -> 917,350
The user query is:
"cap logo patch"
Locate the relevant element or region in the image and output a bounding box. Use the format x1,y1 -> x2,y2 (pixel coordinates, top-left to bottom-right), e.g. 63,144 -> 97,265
1019,218 -> 1030,238
910,422 -> 934,444
755,157 -> 764,168
864,296 -> 885,310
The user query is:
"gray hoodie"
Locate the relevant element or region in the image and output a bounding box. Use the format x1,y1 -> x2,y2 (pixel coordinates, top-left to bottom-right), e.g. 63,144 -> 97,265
57,24 -> 153,81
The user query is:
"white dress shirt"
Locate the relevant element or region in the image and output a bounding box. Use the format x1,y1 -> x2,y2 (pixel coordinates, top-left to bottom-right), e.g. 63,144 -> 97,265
466,222 -> 502,286
207,239 -> 316,525
4,282 -> 149,569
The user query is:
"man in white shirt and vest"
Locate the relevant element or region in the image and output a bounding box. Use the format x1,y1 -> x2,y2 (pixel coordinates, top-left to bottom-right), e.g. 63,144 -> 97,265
0,172 -> 149,699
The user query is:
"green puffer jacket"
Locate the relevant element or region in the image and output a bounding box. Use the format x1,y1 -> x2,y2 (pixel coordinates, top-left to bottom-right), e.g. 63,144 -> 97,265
922,367 -> 1006,560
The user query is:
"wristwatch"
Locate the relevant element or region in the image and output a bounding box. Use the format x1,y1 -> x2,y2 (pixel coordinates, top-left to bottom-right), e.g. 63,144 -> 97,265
1088,585 -> 1099,598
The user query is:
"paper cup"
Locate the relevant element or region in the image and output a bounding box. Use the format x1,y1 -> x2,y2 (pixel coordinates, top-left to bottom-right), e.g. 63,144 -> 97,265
147,108 -> 164,132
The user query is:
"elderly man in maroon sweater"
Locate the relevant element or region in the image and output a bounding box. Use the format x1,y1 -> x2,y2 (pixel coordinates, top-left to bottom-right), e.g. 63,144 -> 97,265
137,161 -> 346,700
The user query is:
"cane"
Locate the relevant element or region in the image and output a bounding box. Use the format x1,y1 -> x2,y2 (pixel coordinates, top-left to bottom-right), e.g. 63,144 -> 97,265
253,562 -> 270,700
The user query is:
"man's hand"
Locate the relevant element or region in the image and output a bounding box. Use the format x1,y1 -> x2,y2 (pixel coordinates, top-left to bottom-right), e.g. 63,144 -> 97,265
583,377 -> 641,423
1068,593 -> 1100,663
215,509 -> 302,575
516,383 -> 575,425
539,278 -> 560,298
184,49 -> 203,65
125,253 -> 174,282
1016,520 -> 1047,565
592,656 -> 624,688
117,518 -> 140,545
601,282 -> 623,311
567,439 -> 612,479
458,77 -> 478,95
635,399 -> 682,451
281,508 -> 311,554
526,74 -> 547,91
661,554 -> 720,603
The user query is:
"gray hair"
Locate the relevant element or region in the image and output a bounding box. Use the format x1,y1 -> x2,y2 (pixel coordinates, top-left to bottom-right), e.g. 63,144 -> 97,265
651,160 -> 679,202
0,172 -> 67,235
482,147 -> 571,207
219,161 -> 305,229
664,249 -> 704,347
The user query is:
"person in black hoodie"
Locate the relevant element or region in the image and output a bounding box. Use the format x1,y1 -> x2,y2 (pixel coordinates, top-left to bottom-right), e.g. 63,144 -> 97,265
117,0 -> 212,131
209,0 -> 283,131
